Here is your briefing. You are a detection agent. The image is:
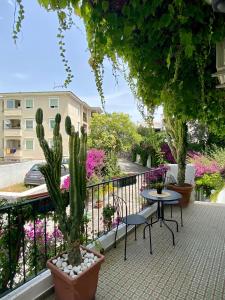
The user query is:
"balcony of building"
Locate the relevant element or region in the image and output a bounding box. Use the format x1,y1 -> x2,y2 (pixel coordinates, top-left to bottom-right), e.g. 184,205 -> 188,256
1,172 -> 225,300
4,139 -> 22,160
46,202 -> 225,300
4,119 -> 22,137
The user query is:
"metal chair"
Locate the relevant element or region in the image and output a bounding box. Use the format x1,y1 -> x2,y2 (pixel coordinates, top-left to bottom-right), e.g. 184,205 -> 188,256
113,194 -> 152,260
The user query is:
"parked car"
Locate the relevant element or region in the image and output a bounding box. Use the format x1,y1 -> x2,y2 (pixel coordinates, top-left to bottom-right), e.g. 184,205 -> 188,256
24,163 -> 69,187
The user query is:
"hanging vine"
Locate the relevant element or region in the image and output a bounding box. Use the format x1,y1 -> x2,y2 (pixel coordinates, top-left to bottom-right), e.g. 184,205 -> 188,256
12,0 -> 25,43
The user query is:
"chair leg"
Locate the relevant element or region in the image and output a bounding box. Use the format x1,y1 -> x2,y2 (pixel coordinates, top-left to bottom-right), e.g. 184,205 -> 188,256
148,224 -> 152,254
135,225 -> 137,241
124,224 -> 128,260
170,205 -> 173,218
180,205 -> 183,227
114,222 -> 119,248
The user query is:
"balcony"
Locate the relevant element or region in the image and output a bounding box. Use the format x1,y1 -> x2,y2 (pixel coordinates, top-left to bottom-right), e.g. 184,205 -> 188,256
46,202 -> 225,300
1,172 -> 225,300
4,109 -> 22,117
4,128 -> 22,137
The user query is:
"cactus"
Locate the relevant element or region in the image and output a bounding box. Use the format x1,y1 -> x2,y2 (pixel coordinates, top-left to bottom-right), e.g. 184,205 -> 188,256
35,108 -> 87,266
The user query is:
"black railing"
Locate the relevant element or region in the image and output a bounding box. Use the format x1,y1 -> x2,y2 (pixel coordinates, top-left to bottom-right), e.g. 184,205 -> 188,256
0,169 -> 162,297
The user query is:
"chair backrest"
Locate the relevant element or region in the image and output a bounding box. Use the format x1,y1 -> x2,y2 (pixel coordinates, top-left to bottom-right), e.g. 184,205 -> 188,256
112,194 -> 128,220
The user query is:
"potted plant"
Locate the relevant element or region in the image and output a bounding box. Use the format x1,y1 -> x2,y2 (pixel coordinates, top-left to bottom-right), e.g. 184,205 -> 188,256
154,182 -> 164,194
102,204 -> 115,231
35,108 -> 104,300
164,114 -> 193,207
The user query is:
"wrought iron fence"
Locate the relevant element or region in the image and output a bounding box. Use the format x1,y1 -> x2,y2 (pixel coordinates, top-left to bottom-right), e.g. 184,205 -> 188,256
0,169 -> 162,297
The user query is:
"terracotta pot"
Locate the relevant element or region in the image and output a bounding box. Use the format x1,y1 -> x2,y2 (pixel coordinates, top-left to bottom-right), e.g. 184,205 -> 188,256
47,246 -> 104,300
167,183 -> 193,207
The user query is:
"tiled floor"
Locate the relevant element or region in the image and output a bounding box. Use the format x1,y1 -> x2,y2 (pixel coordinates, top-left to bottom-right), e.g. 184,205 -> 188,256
46,202 -> 225,299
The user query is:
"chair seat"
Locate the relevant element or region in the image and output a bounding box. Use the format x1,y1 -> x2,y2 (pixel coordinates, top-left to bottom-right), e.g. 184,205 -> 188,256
164,200 -> 180,205
122,214 -> 146,225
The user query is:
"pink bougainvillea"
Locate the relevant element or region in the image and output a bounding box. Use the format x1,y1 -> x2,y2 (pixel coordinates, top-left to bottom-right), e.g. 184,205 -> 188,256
188,152 -> 220,178
86,149 -> 105,178
161,143 -> 176,163
25,219 -> 63,253
62,149 -> 105,189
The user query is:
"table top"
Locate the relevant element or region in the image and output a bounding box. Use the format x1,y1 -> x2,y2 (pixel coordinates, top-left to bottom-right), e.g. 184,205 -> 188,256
141,189 -> 182,202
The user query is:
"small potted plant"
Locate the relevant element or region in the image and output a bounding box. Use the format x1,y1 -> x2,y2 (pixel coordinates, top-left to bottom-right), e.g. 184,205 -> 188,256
102,204 -> 115,231
154,182 -> 164,194
35,109 -> 104,300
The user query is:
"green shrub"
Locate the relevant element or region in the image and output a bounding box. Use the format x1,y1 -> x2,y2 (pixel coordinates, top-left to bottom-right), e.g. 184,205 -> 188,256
208,145 -> 225,168
195,173 -> 224,200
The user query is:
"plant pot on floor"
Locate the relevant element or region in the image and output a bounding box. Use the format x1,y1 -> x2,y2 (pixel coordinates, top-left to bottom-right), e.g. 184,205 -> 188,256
167,183 -> 193,207
47,246 -> 104,300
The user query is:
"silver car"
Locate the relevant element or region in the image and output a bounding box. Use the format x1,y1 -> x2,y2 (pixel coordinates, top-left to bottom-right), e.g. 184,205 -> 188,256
24,163 -> 69,186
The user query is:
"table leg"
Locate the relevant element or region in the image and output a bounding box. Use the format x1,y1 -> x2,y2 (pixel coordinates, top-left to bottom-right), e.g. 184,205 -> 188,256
164,218 -> 179,232
161,202 -> 176,245
162,220 -> 175,246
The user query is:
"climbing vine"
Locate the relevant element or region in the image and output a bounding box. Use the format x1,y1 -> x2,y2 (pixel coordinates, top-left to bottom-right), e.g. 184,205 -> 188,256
10,0 -> 225,126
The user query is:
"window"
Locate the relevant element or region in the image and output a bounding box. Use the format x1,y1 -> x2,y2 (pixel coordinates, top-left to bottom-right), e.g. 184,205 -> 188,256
6,99 -> 21,109
24,139 -> 34,150
83,112 -> 87,122
49,119 -> 55,129
25,99 -> 34,109
49,98 -> 59,108
7,100 -> 14,109
25,119 -> 34,129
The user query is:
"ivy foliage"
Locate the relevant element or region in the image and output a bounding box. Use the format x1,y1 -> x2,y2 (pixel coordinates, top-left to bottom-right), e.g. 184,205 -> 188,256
13,1 -> 225,131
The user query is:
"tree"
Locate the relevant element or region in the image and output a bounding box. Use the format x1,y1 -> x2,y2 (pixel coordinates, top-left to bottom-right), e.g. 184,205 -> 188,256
13,1 -> 225,184
88,112 -> 141,153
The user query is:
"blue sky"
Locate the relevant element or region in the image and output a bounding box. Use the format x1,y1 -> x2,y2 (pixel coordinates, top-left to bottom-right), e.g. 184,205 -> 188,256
0,0 -> 148,122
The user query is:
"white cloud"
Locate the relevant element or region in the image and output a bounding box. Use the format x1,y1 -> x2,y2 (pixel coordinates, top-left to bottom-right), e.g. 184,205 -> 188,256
12,72 -> 29,80
7,0 -> 14,7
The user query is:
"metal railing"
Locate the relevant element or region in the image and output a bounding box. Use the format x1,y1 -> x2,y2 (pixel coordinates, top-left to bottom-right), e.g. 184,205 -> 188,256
0,169 -> 161,297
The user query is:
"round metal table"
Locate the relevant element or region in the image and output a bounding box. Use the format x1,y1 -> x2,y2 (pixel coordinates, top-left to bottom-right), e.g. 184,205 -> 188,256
141,189 -> 182,246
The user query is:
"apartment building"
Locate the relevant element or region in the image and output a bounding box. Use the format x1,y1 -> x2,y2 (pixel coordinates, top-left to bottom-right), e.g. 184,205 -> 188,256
0,91 -> 101,161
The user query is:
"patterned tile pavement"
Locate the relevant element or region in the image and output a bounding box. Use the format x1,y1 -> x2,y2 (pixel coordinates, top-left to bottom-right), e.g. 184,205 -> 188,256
45,202 -> 225,300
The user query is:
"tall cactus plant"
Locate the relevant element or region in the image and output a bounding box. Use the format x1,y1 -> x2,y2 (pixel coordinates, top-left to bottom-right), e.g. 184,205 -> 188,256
35,108 -> 87,265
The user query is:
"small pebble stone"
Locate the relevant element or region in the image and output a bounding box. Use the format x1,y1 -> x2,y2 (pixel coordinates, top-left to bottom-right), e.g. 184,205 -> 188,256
84,258 -> 89,264
52,259 -> 57,265
69,270 -> 74,276
73,266 -> 80,273
67,265 -> 72,270
87,262 -> 91,268
56,261 -> 62,268
94,256 -> 98,261
63,268 -> 70,274
62,262 -> 68,268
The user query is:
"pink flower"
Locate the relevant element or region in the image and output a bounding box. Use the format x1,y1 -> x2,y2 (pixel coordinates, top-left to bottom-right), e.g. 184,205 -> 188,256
62,148 -> 105,189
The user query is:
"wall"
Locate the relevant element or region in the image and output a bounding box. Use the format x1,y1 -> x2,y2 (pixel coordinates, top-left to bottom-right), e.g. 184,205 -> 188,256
0,160 -> 42,188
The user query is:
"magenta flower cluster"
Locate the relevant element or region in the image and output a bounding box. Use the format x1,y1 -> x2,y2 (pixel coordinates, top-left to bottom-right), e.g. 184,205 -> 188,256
161,143 -> 176,163
86,149 -> 105,178
188,152 -> 220,178
25,219 -> 63,250
62,149 -> 105,189
144,165 -> 169,184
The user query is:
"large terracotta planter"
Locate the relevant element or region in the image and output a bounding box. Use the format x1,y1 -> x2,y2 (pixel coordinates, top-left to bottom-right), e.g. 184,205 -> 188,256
167,183 -> 193,207
47,247 -> 104,300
